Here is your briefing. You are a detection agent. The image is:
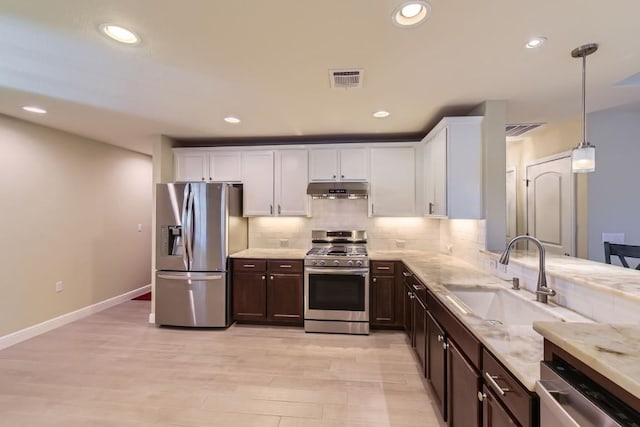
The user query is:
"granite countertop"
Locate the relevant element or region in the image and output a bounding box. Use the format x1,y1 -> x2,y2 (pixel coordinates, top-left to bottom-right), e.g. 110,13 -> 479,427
230,248 -> 308,259
483,249 -> 640,302
533,322 -> 640,398
373,250 -> 590,391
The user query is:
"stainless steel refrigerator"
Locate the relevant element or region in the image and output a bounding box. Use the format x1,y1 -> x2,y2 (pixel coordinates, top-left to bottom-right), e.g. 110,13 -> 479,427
155,182 -> 247,327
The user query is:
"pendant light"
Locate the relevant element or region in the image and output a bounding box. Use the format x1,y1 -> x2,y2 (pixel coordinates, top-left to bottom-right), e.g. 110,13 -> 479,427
571,43 -> 598,173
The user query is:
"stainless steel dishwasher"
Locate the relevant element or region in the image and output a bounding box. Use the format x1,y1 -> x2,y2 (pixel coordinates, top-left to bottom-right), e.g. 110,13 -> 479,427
535,359 -> 640,427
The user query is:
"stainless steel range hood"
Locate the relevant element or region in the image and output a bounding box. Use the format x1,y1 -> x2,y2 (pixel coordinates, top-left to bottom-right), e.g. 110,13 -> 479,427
306,182 -> 368,199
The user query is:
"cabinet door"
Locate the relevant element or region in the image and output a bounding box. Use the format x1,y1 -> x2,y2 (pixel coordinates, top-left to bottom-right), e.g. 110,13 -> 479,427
482,386 -> 518,427
233,272 -> 267,321
424,127 -> 447,217
371,275 -> 395,326
309,149 -> 338,181
413,298 -> 427,377
427,312 -> 447,419
241,151 -> 274,216
403,282 -> 413,338
210,151 -> 241,182
447,339 -> 481,427
175,151 -> 208,182
370,147 -> 415,216
267,273 -> 303,324
339,147 -> 368,181
275,150 -> 309,216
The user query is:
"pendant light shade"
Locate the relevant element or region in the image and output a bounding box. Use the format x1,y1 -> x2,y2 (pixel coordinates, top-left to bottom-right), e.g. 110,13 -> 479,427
571,43 -> 598,173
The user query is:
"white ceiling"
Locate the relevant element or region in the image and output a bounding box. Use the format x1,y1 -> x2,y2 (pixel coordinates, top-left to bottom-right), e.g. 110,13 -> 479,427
1,0 -> 640,155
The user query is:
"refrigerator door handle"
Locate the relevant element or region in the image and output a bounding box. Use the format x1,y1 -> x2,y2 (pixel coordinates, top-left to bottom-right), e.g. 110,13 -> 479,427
157,274 -> 223,281
185,186 -> 195,270
180,184 -> 190,270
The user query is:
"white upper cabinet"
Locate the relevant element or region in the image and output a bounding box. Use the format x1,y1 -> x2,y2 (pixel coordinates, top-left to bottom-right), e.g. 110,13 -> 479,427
369,147 -> 415,217
422,117 -> 483,219
309,147 -> 368,182
175,151 -> 208,182
241,151 -> 275,216
174,150 -> 241,182
241,150 -> 310,217
275,150 -> 310,216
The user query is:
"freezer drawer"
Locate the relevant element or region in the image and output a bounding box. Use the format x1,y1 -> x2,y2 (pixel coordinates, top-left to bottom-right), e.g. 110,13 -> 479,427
155,271 -> 229,327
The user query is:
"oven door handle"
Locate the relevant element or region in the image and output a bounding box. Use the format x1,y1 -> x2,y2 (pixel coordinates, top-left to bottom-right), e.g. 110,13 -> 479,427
305,267 -> 369,275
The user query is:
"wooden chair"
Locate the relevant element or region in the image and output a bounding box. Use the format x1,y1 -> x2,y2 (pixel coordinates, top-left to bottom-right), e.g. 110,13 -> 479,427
604,242 -> 640,270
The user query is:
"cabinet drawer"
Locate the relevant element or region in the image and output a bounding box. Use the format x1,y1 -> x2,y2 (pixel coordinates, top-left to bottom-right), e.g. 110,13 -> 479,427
371,261 -> 395,274
267,260 -> 303,274
233,259 -> 267,272
482,349 -> 535,427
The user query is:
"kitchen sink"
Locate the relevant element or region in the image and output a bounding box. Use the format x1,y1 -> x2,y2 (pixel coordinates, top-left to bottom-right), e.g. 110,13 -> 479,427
442,285 -> 563,326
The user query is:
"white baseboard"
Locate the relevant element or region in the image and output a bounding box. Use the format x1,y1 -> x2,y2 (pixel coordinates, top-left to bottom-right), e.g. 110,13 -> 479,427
0,284 -> 151,351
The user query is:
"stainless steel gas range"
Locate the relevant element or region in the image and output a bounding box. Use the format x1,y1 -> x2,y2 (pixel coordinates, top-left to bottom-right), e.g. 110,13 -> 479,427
304,230 -> 370,335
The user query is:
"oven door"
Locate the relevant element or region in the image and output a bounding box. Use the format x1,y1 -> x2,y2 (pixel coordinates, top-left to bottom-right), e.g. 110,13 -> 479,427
304,267 -> 369,322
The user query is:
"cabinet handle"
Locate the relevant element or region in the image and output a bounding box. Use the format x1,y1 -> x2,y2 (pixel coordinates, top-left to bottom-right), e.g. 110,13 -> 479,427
485,372 -> 510,396
428,202 -> 434,215
243,264 -> 255,268
201,177 -> 205,181
412,284 -> 421,291
209,177 -> 212,181
341,174 -> 344,178
442,342 -> 449,350
261,275 -> 266,280
270,205 -> 273,215
270,275 -> 274,280
437,334 -> 444,342
377,266 -> 391,271
372,204 -> 375,215
402,271 -> 412,277
333,174 -> 336,178
372,277 -> 377,283
407,292 -> 412,297
278,205 -> 281,214
477,392 -> 486,402
279,265 -> 292,268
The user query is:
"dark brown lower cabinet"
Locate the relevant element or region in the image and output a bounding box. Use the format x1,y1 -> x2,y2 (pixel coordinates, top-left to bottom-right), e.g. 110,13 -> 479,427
481,386 -> 518,427
232,259 -> 303,325
371,274 -> 395,325
267,273 -> 302,323
447,339 -> 481,427
233,271 -> 267,321
413,296 -> 427,376
427,311 -> 447,419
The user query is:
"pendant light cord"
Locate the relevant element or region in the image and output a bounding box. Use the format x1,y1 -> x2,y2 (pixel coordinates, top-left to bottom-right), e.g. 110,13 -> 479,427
582,54 -> 587,146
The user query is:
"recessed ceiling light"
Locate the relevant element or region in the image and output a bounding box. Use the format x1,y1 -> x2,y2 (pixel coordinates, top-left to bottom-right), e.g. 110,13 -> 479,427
525,36 -> 547,49
99,24 -> 140,45
22,106 -> 47,114
373,110 -> 390,118
224,116 -> 241,124
392,1 -> 431,28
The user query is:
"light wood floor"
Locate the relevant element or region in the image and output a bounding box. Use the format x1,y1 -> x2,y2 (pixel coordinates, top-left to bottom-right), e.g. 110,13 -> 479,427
0,301 -> 445,427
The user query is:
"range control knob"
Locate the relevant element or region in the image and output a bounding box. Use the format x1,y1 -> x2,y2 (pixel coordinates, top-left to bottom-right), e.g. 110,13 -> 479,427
319,260 -> 326,266
333,260 -> 340,266
347,260 -> 354,267
311,260 -> 317,266
356,260 -> 363,267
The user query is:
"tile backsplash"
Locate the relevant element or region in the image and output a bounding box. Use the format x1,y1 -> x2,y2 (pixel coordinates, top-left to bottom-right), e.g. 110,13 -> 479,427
440,219 -> 487,267
249,199 -> 440,250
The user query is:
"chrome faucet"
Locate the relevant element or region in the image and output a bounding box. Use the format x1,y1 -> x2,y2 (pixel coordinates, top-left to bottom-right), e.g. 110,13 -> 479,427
499,235 -> 556,304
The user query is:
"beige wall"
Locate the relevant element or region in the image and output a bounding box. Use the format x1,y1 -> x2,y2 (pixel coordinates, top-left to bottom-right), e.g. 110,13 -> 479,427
506,116 -> 588,258
0,114 -> 152,336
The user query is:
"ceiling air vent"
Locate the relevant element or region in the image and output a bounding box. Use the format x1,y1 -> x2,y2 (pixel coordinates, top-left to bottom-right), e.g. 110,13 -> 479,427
329,69 -> 363,89
505,123 -> 545,137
